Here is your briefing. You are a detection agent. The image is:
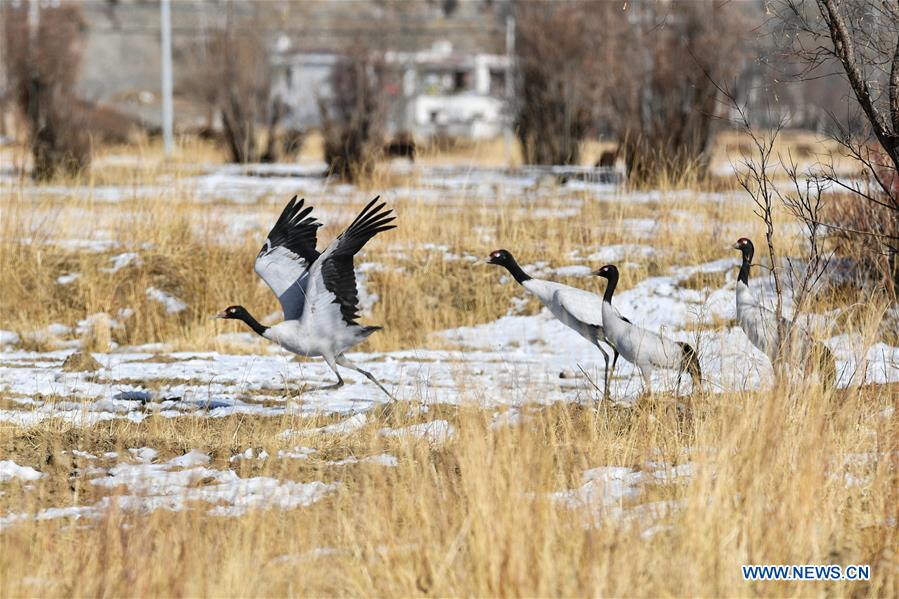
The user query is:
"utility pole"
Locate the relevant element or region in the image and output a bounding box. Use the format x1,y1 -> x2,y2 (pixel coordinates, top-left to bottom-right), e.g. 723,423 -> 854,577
160,0 -> 174,156
26,0 -> 41,146
504,15 -> 515,168
27,0 -> 39,47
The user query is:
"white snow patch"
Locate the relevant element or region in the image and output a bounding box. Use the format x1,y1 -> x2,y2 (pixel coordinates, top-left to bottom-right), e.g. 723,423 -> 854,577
549,265 -> 593,277
285,413 -> 369,436
327,453 -> 398,467
146,287 -> 187,313
552,464 -> 693,532
101,252 -> 142,273
128,447 -> 159,463
168,450 -> 210,468
276,447 -> 316,460
489,408 -> 527,430
49,449 -> 341,520
0,330 -> 20,347
56,273 -> 80,285
0,460 -> 44,482
553,466 -> 646,509
584,244 -> 658,263
380,420 -> 455,445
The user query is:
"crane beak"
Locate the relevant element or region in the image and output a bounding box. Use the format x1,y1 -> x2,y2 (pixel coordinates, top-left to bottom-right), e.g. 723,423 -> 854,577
212,311 -> 228,320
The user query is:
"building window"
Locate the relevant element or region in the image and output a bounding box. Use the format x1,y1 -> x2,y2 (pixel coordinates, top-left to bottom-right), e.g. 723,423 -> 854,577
453,70 -> 466,92
489,69 -> 504,96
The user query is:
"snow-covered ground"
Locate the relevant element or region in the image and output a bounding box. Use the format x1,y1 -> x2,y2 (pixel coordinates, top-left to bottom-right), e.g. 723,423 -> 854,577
1,250 -> 896,428
0,448 -> 339,527
2,162 -> 896,533
2,162 -> 897,425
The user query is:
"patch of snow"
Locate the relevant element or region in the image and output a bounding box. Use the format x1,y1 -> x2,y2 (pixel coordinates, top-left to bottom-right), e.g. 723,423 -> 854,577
230,448 -> 259,463
489,408 -> 526,430
552,464 -> 692,533
56,273 -> 80,285
0,460 -> 44,482
168,450 -> 210,468
76,313 -> 124,337
101,252 -> 142,273
327,453 -> 398,467
314,412 -> 366,433
380,420 -> 455,445
549,265 -> 593,277
128,447 -> 159,463
584,244 -> 658,263
0,330 -> 20,347
553,466 -> 646,509
276,447 -> 316,460
47,323 -> 74,337
146,287 -> 187,314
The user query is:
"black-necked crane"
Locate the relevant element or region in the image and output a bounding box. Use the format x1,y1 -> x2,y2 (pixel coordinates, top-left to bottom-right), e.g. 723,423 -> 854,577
486,249 -> 618,399
216,196 -> 396,398
593,264 -> 700,396
732,237 -> 835,386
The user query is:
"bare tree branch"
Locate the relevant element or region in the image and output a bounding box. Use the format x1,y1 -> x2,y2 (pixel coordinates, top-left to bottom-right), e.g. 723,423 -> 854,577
816,0 -> 891,140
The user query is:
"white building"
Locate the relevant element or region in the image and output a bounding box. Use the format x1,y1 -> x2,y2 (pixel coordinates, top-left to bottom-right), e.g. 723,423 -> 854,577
388,41 -> 511,140
271,50 -> 339,131
272,40 -> 511,141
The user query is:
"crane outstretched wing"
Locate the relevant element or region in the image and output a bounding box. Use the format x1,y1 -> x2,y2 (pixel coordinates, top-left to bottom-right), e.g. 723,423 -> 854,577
303,197 -> 396,327
254,197 -> 322,321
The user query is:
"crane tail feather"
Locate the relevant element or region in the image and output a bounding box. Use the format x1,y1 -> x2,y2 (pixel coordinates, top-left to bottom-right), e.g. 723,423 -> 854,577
677,342 -> 701,388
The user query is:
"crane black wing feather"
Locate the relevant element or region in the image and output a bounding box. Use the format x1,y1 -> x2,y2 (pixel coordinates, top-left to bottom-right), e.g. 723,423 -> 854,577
254,197 -> 322,320
262,196 -> 321,264
318,197 -> 396,326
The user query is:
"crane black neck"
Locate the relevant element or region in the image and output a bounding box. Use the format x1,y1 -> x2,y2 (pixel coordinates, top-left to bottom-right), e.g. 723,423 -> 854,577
236,308 -> 268,337
498,255 -> 532,284
603,270 -> 619,303
738,246 -> 754,285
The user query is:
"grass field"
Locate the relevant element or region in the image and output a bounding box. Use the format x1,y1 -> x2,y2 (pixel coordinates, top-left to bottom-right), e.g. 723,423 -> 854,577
1,136 -> 897,596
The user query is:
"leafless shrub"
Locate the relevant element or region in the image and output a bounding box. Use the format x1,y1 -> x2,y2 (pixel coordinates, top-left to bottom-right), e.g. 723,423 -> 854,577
183,8 -> 283,164
512,1 -> 608,165
610,1 -> 749,185
3,0 -> 91,180
731,118 -> 788,381
279,127 -> 305,160
773,0 -> 899,297
821,191 -> 899,295
318,42 -> 386,181
384,132 -> 416,162
215,31 -> 274,163
724,83 -> 834,384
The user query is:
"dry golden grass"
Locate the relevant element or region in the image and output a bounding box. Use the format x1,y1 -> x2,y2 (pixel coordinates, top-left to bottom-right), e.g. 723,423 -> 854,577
1,382 -> 896,596
1,136 -> 896,597
1,157 -> 807,354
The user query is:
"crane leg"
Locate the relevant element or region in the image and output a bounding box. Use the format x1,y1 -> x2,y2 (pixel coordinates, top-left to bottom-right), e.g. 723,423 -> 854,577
640,368 -> 652,398
317,358 -> 345,391
611,348 -> 620,386
596,344 -> 611,402
584,341 -> 621,403
336,354 -> 395,401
